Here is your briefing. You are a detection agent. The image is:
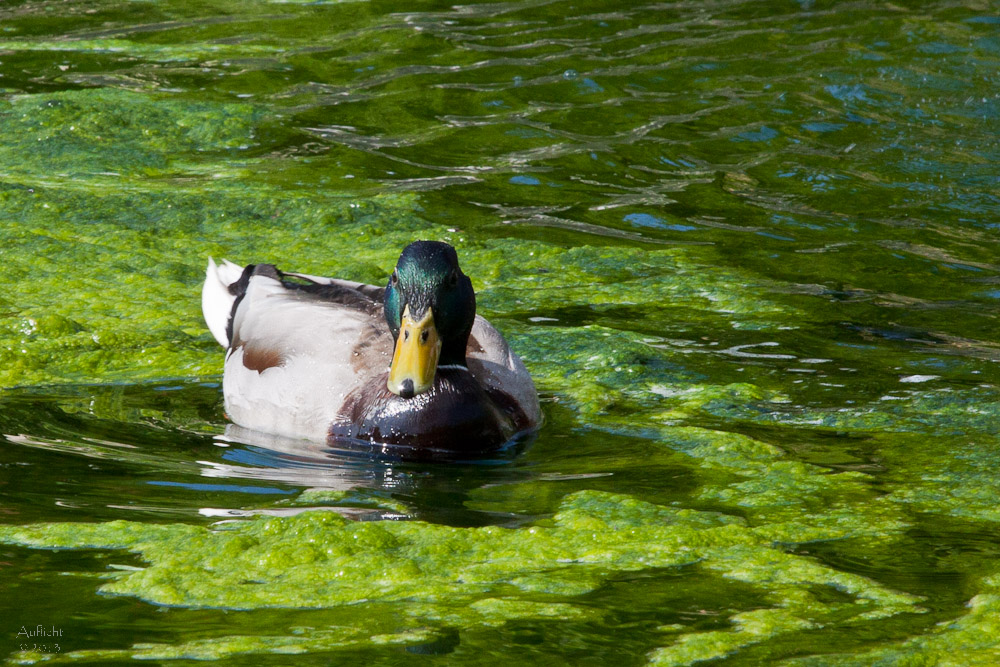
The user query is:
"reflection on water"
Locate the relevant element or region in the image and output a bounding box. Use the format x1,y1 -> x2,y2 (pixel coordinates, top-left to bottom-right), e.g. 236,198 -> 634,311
0,382 -> 571,528
0,379 -> 701,537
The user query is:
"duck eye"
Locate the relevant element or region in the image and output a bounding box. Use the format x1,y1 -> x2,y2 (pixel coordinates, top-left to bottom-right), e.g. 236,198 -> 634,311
390,271 -> 398,286
448,270 -> 458,287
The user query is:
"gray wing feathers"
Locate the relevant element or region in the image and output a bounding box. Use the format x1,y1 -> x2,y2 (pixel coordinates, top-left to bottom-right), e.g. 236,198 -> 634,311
221,271 -> 392,440
467,316 -> 541,426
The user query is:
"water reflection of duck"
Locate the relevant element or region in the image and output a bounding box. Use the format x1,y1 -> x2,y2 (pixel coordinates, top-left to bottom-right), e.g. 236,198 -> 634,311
201,241 -> 540,459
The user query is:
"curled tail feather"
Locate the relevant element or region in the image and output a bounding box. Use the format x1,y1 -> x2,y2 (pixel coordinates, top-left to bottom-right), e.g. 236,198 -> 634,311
202,258 -> 245,347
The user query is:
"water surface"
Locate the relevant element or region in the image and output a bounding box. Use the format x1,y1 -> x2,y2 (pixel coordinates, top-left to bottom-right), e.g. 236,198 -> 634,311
2,1 -> 1000,664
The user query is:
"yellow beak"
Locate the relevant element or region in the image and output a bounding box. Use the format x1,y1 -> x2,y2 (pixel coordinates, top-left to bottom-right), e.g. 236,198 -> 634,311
387,306 -> 441,398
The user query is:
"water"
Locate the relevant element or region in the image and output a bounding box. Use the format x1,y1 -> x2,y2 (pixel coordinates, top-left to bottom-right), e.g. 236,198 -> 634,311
2,0 -> 1000,664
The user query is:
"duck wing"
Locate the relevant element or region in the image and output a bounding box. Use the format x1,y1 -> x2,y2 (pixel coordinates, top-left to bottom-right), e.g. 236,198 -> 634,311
467,316 -> 542,428
217,263 -> 393,440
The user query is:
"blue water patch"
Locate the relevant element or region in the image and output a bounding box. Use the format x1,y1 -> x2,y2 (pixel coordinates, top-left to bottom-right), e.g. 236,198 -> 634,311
909,357 -> 952,370
223,446 -> 294,468
920,41 -> 963,55
483,99 -> 508,108
845,111 -> 876,125
899,155 -> 945,177
510,175 -> 541,185
966,15 -> 1000,24
577,78 -> 604,94
756,231 -> 796,241
826,84 -> 869,103
626,213 -> 666,228
794,169 -> 848,192
802,122 -> 846,133
975,36 -> 1000,55
624,213 -> 696,231
734,126 -> 778,142
941,262 -> 983,272
660,156 -> 696,168
147,481 -> 294,495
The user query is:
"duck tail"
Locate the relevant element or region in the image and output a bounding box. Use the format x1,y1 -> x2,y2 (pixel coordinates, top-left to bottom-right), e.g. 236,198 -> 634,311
202,258 -> 245,347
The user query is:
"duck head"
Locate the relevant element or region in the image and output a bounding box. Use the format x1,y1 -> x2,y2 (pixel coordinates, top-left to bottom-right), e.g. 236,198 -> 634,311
384,241 -> 475,399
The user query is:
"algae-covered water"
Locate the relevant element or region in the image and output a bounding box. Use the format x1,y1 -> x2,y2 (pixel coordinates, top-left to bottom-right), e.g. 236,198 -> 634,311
1,0 -> 999,664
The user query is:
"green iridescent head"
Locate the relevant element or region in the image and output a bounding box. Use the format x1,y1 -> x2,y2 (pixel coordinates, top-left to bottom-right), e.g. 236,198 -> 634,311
384,241 -> 476,397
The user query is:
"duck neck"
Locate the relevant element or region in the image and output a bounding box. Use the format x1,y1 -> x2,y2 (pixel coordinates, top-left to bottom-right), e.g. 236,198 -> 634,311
439,337 -> 469,369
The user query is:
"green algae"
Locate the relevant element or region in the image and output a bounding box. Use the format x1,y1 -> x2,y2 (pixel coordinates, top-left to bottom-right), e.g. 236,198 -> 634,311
0,39 -> 297,63
0,85 -> 803,391
0,161 -> 976,662
699,386 -> 1000,528
0,90 -> 423,387
0,92 -> 791,391
9,628 -> 437,664
786,571 -> 1000,666
0,88 -> 267,177
2,0 -> 1000,664
0,490 -> 921,663
289,489 -> 412,517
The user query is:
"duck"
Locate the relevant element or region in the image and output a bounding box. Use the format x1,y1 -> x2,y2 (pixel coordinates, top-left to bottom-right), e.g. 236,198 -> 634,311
201,240 -> 540,458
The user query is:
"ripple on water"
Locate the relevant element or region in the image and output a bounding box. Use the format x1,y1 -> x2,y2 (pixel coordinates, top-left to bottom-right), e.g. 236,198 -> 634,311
2,0 -> 1000,664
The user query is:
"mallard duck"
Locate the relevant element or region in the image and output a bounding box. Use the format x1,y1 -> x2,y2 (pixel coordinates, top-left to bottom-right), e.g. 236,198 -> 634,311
201,241 -> 540,457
